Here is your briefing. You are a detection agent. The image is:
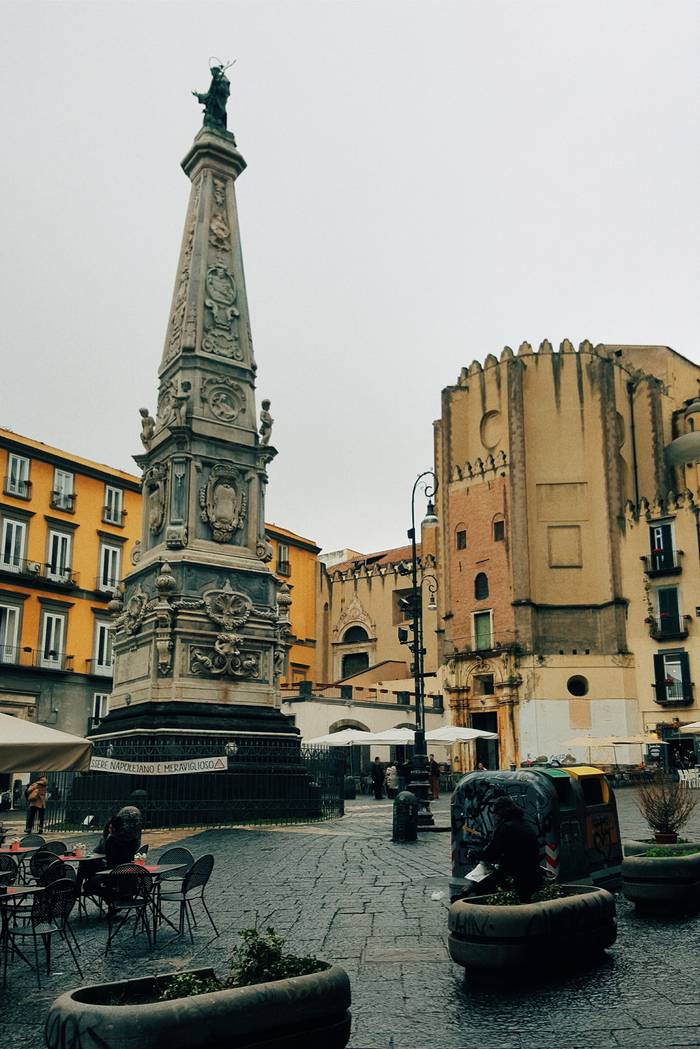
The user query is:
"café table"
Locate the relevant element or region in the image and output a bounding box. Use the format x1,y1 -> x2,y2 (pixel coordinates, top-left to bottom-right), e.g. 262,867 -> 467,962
0,885 -> 45,988
0,846 -> 42,885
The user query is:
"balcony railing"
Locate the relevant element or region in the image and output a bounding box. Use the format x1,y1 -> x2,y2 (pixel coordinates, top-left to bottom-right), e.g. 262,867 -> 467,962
0,557 -> 43,579
0,647 -> 74,671
50,490 -> 76,513
642,550 -> 683,577
102,506 -> 127,527
95,576 -> 121,594
276,560 -> 291,577
0,558 -> 78,587
647,615 -> 690,642
84,659 -> 113,677
653,681 -> 694,706
3,477 -> 31,499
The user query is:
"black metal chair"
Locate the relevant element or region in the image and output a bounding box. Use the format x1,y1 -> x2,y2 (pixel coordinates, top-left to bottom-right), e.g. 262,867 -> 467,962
0,854 -> 18,887
19,834 -> 45,848
41,841 -> 68,856
159,854 -> 218,943
3,879 -> 82,989
101,864 -> 154,953
157,847 -> 194,886
28,850 -> 59,883
38,860 -> 74,887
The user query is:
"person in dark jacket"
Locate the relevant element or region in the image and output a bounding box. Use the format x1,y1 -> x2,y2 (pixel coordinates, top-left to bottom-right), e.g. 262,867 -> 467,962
482,796 -> 543,902
371,758 -> 385,800
82,815 -> 138,900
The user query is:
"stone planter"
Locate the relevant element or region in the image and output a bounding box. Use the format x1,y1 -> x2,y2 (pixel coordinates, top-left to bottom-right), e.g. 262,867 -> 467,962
45,965 -> 351,1049
623,839 -> 700,857
448,884 -> 617,973
622,851 -> 700,913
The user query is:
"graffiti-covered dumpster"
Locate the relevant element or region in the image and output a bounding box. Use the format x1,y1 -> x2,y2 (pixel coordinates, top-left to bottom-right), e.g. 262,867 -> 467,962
450,767 -> 622,901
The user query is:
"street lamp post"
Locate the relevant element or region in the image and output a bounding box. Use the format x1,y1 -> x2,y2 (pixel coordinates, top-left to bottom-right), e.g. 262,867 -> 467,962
406,469 -> 438,827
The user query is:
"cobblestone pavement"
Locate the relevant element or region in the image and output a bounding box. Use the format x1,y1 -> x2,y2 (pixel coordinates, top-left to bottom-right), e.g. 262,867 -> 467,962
4,788 -> 700,1048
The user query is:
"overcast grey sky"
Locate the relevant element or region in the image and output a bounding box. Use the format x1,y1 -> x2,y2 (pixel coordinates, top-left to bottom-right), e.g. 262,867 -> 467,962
2,1 -> 700,553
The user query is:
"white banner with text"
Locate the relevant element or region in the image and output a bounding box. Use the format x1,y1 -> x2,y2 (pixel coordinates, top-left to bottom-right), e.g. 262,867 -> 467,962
89,754 -> 228,776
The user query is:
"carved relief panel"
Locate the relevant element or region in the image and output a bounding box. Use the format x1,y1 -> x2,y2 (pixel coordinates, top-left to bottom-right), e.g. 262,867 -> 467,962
199,463 -> 247,542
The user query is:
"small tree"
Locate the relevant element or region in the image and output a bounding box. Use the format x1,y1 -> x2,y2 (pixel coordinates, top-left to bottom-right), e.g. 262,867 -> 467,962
637,771 -> 697,842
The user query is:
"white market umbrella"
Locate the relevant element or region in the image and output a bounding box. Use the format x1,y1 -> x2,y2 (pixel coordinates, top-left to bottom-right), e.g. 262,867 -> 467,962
565,734 -> 666,765
679,722 -> 700,734
363,728 -> 416,745
305,729 -> 374,746
426,726 -> 499,743
0,713 -> 93,772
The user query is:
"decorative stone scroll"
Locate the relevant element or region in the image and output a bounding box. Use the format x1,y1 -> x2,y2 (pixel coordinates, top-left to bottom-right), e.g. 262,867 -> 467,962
113,584 -> 151,637
202,580 -> 252,631
143,463 -> 168,535
203,264 -> 241,359
201,375 -> 245,423
191,634 -> 260,679
199,464 -> 247,542
164,176 -> 202,364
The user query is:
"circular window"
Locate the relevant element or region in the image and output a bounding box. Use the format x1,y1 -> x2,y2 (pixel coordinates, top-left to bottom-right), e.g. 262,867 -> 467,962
566,675 -> 589,697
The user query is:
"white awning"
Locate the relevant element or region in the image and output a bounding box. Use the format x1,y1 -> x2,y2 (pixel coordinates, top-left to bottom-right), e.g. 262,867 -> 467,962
0,713 -> 93,772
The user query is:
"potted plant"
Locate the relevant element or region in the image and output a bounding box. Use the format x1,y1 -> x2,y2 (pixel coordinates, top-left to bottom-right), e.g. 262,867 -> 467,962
45,925 -> 351,1049
622,844 -> 700,914
448,882 -> 617,975
636,770 -> 696,844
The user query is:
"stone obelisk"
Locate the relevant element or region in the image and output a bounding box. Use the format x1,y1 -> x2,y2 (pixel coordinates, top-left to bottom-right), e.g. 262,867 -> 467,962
93,65 -> 295,748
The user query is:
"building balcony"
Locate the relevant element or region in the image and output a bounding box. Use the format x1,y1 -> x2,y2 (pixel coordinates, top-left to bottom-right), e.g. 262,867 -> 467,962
50,490 -> 76,513
0,647 -> 74,672
3,477 -> 31,500
102,507 -> 127,527
652,682 -> 694,706
95,576 -> 121,595
84,659 -> 113,678
0,558 -> 78,588
647,615 -> 691,642
642,550 -> 683,577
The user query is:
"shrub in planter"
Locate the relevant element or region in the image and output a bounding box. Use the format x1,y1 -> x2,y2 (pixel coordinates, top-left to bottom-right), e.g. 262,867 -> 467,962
45,926 -> 351,1049
622,849 -> 700,913
448,883 -> 617,974
637,772 -> 697,844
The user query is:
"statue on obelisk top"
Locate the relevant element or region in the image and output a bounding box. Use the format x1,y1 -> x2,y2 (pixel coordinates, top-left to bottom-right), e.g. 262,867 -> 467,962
193,60 -> 235,138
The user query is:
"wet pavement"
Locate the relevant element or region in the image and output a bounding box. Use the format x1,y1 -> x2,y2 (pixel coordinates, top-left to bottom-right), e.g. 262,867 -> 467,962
3,787 -> 700,1048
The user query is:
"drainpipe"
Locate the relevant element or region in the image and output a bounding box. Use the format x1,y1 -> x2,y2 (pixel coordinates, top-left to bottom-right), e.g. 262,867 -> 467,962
627,382 -> 640,507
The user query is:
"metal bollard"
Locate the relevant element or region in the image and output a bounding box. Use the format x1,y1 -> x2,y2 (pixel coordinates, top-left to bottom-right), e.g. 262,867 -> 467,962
392,790 -> 419,842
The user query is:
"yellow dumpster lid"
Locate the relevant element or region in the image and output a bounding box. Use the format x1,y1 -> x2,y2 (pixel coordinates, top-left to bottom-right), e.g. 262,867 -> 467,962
562,765 -> 605,778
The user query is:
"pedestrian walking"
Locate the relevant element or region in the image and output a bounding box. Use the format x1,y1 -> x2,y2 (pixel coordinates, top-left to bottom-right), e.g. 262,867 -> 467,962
24,776 -> 48,833
371,757 -> 385,800
429,754 -> 441,800
385,762 -> 399,798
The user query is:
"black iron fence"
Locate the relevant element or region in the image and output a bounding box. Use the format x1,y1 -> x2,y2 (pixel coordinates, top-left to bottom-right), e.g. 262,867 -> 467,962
42,737 -> 344,832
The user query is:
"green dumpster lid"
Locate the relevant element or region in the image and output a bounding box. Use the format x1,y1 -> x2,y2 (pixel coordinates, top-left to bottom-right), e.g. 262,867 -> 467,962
537,768 -> 571,779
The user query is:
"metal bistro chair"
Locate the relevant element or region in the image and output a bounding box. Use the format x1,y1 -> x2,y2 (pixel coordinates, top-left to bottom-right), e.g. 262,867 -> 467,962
19,834 -> 45,848
159,854 -> 218,943
29,850 -> 60,884
157,847 -> 194,886
41,841 -> 68,856
0,854 -> 18,887
101,864 -> 154,953
3,879 -> 82,989
38,861 -> 75,888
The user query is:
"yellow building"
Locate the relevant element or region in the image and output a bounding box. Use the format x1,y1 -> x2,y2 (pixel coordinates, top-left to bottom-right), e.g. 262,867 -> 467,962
266,523 -> 320,685
0,428 -> 141,742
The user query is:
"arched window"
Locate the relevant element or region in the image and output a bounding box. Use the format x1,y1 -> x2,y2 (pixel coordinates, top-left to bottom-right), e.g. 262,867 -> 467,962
342,625 -> 369,644
474,572 -> 489,600
342,652 -> 370,678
